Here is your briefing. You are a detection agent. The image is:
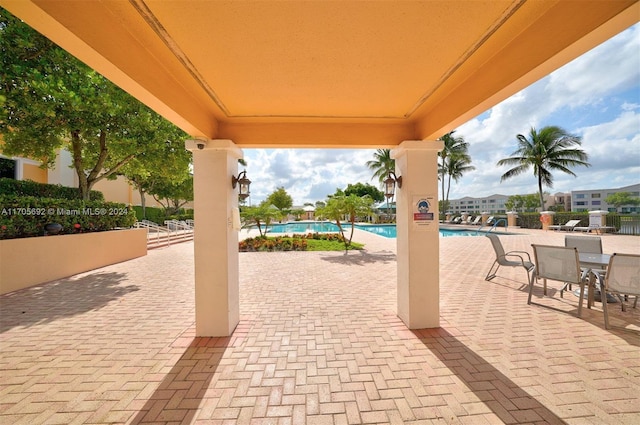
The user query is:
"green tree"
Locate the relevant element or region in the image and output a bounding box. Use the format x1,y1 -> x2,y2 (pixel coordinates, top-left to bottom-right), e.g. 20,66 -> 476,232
266,187 -> 293,218
442,154 -> 475,211
119,138 -> 191,219
497,126 -> 590,210
151,175 -> 193,216
438,131 -> 474,213
318,194 -> 373,251
505,194 -> 539,212
343,182 -> 384,202
366,149 -> 395,185
0,9 -> 187,200
241,202 -> 278,237
605,192 -> 640,211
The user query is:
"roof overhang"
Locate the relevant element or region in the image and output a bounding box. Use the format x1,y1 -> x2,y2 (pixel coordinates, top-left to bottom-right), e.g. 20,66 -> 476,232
2,0 -> 638,147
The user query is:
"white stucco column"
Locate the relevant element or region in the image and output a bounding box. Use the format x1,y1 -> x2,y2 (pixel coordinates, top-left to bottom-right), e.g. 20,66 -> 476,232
392,140 -> 443,329
186,138 -> 243,337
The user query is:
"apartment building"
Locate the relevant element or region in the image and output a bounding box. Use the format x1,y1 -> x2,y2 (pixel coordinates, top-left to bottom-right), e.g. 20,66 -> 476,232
446,194 -> 509,215
446,192 -> 569,214
571,183 -> 640,213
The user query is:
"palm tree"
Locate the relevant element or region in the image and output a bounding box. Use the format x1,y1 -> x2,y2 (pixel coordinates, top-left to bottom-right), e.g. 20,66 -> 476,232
444,155 -> 475,206
366,148 -> 395,217
366,149 -> 395,185
438,131 -> 472,213
497,126 -> 590,210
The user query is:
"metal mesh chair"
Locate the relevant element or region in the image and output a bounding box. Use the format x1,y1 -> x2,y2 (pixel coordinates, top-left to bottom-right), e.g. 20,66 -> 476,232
562,235 -> 603,297
602,253 -> 640,329
529,244 -> 587,317
485,234 -> 534,283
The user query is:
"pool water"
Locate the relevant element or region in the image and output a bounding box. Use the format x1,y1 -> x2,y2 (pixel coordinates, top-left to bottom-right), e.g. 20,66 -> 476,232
355,224 -> 507,238
262,222 -> 494,238
265,222 -> 340,233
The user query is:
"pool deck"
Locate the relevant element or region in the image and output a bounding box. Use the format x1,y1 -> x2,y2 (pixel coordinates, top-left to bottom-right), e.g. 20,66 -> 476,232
1,228 -> 639,424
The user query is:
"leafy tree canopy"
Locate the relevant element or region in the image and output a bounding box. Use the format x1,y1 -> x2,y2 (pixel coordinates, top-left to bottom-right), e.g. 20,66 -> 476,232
266,187 -> 293,212
241,201 -> 279,237
0,8 -> 188,200
604,192 -> 640,209
343,182 -> 384,202
318,194 -> 373,251
504,194 -> 539,212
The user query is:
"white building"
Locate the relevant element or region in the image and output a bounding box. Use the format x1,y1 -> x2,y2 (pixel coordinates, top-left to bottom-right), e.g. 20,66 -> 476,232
446,194 -> 509,215
571,183 -> 640,213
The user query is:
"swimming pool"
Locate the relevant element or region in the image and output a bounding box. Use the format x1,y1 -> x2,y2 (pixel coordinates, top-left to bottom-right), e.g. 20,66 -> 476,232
262,222 -> 497,238
355,224 -> 501,238
265,221 -> 340,233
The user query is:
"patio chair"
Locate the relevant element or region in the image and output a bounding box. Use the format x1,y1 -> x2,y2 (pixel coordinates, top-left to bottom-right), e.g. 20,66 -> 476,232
529,244 -> 588,317
562,235 -> 603,297
470,216 -> 482,225
601,253 -> 640,329
548,219 -> 581,231
485,234 -> 535,283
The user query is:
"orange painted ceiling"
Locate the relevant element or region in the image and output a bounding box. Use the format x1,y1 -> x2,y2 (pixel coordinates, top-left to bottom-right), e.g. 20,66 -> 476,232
2,0 -> 638,146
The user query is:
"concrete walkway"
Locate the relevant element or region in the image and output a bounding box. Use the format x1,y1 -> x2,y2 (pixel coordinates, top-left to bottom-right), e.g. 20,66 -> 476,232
1,229 -> 639,424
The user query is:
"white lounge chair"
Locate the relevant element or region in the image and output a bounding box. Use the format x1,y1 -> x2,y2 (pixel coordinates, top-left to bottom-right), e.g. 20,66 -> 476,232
548,219 -> 581,231
574,224 -> 617,234
470,216 -> 482,225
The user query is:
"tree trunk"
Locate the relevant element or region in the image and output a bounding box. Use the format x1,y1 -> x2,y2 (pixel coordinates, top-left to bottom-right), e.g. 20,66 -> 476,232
70,131 -> 90,200
538,175 -> 545,211
138,186 -> 147,219
441,164 -> 446,212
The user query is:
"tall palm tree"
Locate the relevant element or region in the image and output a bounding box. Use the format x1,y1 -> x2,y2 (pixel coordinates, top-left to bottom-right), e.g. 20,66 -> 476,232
497,126 -> 590,210
444,155 -> 475,206
438,131 -> 472,213
366,149 -> 395,185
366,148 -> 396,217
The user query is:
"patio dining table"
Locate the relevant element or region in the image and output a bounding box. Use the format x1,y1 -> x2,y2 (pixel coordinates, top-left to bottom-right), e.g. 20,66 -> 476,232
574,252 -> 615,307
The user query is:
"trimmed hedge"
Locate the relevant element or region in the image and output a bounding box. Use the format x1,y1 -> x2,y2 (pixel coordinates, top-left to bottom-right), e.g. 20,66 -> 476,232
0,195 -> 136,239
132,206 -> 194,225
0,178 -> 104,201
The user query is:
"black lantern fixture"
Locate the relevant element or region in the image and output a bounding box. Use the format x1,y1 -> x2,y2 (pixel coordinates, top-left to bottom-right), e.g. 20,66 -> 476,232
384,171 -> 402,199
232,170 -> 251,201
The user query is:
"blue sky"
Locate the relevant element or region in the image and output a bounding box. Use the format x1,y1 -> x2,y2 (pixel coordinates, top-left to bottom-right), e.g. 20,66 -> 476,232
242,23 -> 640,206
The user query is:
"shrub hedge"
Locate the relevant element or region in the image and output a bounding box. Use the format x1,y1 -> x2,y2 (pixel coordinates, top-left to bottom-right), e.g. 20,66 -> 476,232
0,178 -> 104,201
239,233 -> 347,252
131,205 -> 194,225
0,195 -> 136,239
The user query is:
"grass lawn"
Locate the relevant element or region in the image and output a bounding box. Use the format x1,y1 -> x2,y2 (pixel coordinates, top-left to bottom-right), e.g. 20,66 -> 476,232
304,238 -> 364,251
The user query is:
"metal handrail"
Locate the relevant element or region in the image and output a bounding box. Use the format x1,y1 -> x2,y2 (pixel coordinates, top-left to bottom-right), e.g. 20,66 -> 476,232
135,219 -> 194,248
476,218 -> 508,234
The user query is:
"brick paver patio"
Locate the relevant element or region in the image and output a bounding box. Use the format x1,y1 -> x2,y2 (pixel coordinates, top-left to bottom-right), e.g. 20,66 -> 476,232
1,229 -> 639,424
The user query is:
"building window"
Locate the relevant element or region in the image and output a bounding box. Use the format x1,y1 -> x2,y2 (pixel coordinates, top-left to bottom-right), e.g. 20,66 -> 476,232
0,158 -> 16,179
576,201 -> 586,206
591,193 -> 600,198
576,194 -> 585,199
592,201 -> 601,206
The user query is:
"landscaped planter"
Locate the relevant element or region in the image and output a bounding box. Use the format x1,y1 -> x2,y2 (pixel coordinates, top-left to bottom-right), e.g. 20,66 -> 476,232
0,228 -> 147,295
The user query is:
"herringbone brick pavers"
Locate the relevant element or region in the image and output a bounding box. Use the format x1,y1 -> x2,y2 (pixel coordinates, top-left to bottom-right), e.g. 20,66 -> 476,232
1,229 -> 638,424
